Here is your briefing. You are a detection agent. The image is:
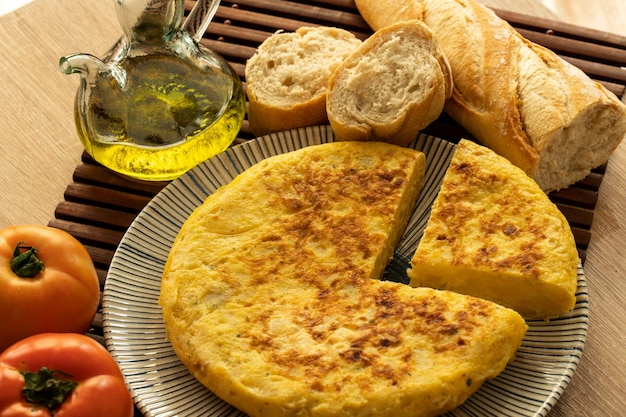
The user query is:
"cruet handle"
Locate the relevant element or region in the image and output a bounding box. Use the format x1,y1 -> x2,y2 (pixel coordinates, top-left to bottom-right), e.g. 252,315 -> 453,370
183,0 -> 221,43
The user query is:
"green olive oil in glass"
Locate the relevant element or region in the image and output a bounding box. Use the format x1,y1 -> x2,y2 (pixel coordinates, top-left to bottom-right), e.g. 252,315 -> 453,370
61,0 -> 244,181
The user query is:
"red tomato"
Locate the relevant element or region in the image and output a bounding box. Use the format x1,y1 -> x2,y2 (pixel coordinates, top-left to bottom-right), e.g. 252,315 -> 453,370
0,333 -> 134,417
0,225 -> 100,352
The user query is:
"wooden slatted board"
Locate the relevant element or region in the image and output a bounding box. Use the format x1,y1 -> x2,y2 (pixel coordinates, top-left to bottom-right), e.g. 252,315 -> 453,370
47,2 -> 626,414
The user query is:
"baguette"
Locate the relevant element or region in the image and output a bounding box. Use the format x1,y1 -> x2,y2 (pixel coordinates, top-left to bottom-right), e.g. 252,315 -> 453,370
327,20 -> 452,146
355,0 -> 626,192
245,27 -> 361,137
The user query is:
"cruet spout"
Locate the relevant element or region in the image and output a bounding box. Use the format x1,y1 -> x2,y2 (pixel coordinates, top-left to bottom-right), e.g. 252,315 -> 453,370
59,53 -> 127,88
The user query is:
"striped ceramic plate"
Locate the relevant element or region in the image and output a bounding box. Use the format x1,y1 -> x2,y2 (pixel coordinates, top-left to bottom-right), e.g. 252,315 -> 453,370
102,125 -> 588,417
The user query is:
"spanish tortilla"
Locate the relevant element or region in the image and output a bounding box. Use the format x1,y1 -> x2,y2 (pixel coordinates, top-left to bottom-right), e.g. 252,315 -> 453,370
159,140 -> 527,417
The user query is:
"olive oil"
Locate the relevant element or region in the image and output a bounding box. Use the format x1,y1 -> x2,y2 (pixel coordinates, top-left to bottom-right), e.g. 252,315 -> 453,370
75,54 -> 245,181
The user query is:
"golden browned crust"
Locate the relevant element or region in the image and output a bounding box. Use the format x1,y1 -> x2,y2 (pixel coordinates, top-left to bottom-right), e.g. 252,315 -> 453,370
246,90 -> 329,138
426,0 -> 540,173
355,0 -> 626,192
355,0 -> 425,32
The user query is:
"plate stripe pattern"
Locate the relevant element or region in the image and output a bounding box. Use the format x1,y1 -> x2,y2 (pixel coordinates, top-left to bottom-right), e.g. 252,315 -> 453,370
103,126 -> 588,417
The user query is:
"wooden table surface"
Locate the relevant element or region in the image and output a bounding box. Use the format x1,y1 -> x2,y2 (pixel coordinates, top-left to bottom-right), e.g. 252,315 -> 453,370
1,0 -> 624,416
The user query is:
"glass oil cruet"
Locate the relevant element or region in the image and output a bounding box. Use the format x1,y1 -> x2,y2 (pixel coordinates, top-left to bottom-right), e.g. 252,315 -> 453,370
59,0 -> 245,181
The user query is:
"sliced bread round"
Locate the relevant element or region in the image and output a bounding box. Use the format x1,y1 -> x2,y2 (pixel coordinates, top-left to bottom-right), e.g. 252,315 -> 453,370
327,19 -> 453,146
245,27 -> 362,137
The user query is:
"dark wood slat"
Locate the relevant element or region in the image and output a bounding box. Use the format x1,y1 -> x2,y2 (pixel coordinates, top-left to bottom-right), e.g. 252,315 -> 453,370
592,80 -> 626,98
550,187 -> 599,209
493,8 -> 626,49
201,37 -> 257,61
220,0 -> 370,32
571,171 -> 604,190
312,0 -> 362,8
91,312 -> 104,331
214,5 -> 323,33
572,228 -> 592,249
205,21 -> 275,44
556,204 -> 595,228
74,157 -> 168,196
64,183 -> 153,212
516,27 -> 626,68
55,200 -> 137,229
559,55 -> 626,86
48,219 -> 125,249
95,269 -> 108,288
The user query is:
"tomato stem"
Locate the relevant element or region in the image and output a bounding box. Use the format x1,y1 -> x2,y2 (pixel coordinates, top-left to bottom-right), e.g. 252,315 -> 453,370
21,367 -> 78,415
10,242 -> 45,278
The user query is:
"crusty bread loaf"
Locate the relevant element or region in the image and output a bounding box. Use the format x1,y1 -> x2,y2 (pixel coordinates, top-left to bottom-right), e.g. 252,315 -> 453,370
245,27 -> 361,137
327,20 -> 452,146
355,0 -> 626,192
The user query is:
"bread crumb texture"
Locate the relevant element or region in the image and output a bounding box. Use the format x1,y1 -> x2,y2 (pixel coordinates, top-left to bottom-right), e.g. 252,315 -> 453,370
246,27 -> 362,106
327,20 -> 452,145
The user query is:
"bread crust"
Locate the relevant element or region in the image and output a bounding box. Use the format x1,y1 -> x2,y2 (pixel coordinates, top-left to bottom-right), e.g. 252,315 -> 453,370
246,89 -> 328,138
355,0 -> 626,192
423,0 -> 539,173
355,0 -> 425,32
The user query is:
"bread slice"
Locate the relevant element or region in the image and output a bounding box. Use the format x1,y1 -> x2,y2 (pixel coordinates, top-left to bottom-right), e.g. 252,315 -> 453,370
327,19 -> 452,146
354,0 -> 626,192
160,141 -> 527,417
245,27 -> 361,137
407,139 -> 579,319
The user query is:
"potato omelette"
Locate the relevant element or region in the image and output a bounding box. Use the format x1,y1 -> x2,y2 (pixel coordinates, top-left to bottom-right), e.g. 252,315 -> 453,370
159,141 -> 527,417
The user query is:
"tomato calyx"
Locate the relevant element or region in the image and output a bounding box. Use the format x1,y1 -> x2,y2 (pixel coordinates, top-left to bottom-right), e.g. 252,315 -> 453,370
10,242 -> 45,278
20,367 -> 78,415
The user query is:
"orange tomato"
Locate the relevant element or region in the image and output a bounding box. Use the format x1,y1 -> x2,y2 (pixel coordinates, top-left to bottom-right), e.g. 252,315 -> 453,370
0,225 -> 100,352
0,333 -> 134,417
